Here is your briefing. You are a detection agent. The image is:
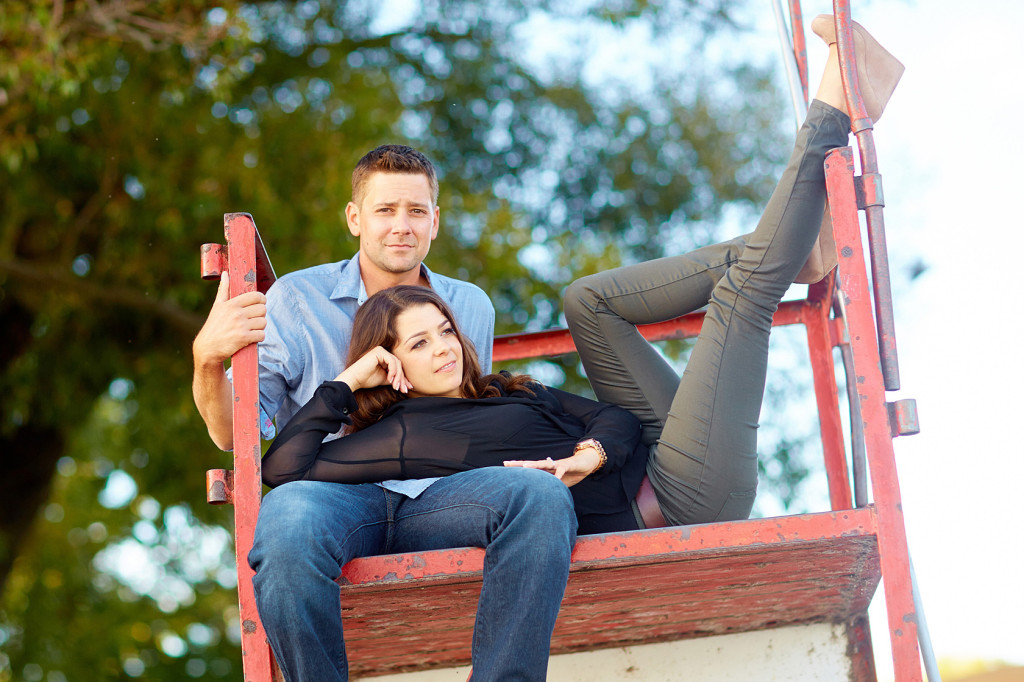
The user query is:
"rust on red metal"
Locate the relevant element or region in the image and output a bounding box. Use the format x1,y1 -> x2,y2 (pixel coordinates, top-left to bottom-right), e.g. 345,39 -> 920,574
829,315 -> 849,347
224,212 -> 279,294
223,213 -> 277,682
787,0 -> 809,101
855,172 -> 885,209
803,287 -> 854,511
200,243 -> 226,280
206,468 -> 233,505
827,146 -> 921,681
336,510 -> 881,677
831,9 -> 872,134
342,509 -> 876,587
823,4 -> 901,391
845,613 -> 878,682
494,299 -> 810,363
887,399 -> 920,437
844,49 -> 900,387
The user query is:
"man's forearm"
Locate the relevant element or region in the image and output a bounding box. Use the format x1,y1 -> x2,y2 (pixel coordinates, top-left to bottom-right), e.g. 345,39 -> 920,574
193,361 -> 235,451
191,271 -> 268,450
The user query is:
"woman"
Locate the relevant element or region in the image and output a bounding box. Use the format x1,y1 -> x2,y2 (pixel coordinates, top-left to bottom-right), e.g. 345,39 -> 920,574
262,16 -> 903,534
263,284 -> 649,534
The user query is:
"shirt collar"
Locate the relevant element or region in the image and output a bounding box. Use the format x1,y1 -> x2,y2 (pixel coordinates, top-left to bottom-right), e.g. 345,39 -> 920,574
330,251 -> 436,305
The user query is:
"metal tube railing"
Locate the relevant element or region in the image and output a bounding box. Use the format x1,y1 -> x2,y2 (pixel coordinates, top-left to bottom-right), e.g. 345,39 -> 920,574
830,1 -> 901,390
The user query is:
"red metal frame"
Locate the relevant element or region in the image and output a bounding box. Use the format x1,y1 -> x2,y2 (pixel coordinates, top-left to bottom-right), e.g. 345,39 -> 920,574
224,214 -> 275,682
788,0 -> 810,102
199,3 -> 923,679
826,147 -> 920,680
829,0 -> 902,390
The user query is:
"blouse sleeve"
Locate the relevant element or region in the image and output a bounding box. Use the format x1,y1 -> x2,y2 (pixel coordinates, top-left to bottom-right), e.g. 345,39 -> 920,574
261,381 -> 407,487
541,385 -> 643,480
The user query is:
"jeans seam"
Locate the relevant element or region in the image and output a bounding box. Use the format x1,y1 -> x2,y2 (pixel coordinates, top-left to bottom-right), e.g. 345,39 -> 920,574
382,489 -> 396,552
396,502 -> 505,523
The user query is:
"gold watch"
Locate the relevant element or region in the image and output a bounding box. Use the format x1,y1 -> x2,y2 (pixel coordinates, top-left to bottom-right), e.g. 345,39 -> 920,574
573,438 -> 607,473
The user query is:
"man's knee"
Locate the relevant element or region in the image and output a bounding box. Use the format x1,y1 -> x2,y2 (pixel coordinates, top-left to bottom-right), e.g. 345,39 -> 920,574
254,482 -> 326,542
500,468 -> 577,534
250,481 -> 370,574
250,484 -> 318,573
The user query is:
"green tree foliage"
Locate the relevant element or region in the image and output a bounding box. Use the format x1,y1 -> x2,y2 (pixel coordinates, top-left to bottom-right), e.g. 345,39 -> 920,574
1,0 -> 799,679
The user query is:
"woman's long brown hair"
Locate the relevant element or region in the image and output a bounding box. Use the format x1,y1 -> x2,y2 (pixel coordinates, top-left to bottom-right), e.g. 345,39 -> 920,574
344,285 -> 534,432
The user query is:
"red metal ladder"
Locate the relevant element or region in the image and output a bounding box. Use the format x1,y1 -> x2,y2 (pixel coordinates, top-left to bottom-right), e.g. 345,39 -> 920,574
198,3 -> 924,679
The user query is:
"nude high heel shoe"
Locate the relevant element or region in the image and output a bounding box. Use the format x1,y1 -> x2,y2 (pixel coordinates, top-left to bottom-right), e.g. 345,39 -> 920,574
810,14 -> 905,122
795,17 -> 905,284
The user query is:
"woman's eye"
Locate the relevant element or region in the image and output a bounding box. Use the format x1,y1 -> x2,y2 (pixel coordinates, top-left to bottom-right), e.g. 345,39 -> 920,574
412,340 -> 426,349
441,327 -> 454,336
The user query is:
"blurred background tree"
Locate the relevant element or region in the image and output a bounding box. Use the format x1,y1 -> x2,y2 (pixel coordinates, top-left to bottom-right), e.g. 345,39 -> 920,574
0,0 -> 807,679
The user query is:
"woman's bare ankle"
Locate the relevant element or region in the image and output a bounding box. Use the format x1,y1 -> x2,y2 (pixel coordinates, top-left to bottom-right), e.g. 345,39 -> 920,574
813,46 -> 848,115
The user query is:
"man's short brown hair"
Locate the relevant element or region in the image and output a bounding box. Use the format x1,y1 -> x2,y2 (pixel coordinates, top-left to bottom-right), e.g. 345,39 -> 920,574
351,145 -> 439,207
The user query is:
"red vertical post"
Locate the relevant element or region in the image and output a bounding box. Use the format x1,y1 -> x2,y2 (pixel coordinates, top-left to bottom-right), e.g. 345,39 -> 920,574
804,277 -> 853,511
788,0 -> 809,102
787,0 -> 852,512
825,148 -> 920,681
224,212 -> 275,682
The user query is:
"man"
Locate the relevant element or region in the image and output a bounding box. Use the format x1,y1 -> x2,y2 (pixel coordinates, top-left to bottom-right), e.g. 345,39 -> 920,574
192,145 -> 576,681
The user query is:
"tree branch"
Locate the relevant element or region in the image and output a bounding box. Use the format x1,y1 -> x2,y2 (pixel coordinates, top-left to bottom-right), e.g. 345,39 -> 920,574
76,0 -> 222,52
60,162 -> 117,265
0,258 -> 204,336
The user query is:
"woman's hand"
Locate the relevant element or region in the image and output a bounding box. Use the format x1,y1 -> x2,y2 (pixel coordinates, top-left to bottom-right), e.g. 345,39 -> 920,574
335,346 -> 413,394
503,447 -> 602,488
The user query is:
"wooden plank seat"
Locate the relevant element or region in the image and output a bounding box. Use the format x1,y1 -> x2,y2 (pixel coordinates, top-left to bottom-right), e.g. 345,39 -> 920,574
337,509 -> 881,677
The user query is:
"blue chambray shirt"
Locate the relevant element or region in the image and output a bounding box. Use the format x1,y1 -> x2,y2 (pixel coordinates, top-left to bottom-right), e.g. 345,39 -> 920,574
228,252 -> 495,497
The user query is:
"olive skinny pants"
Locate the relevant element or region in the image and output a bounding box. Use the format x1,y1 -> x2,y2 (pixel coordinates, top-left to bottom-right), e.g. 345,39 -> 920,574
564,100 -> 851,527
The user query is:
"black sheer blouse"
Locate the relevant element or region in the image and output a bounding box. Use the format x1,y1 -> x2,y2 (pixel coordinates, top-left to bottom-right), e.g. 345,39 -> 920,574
261,378 -> 648,526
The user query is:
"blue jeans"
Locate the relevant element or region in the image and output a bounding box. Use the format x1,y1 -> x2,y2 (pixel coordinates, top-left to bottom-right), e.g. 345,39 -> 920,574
249,467 -> 577,681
